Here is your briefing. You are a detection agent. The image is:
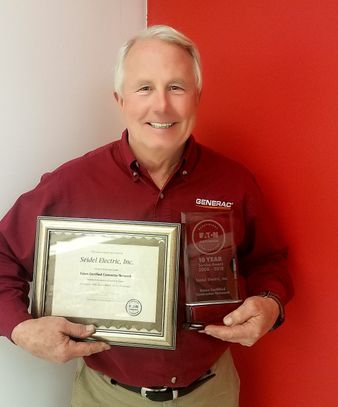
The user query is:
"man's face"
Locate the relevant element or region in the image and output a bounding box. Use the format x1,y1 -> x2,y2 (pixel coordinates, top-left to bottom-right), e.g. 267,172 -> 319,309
115,38 -> 200,158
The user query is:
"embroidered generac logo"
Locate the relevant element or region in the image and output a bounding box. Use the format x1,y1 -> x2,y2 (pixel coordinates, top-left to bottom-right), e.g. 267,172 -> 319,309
195,198 -> 234,209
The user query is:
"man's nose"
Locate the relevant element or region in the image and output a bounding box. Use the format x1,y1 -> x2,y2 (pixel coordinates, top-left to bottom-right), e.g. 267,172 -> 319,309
153,90 -> 169,113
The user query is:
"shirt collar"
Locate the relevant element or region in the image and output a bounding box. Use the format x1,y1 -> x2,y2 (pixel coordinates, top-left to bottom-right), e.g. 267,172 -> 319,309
119,129 -> 137,170
118,129 -> 199,178
178,135 -> 199,176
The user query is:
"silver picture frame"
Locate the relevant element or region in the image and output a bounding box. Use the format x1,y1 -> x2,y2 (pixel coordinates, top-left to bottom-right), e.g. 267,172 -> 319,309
32,216 -> 180,349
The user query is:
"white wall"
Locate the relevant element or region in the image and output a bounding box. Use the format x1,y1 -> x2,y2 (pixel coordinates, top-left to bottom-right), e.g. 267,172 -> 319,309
0,1 -> 146,406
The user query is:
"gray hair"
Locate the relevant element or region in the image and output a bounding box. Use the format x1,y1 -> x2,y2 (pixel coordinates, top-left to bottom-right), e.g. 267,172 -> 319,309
114,25 -> 202,95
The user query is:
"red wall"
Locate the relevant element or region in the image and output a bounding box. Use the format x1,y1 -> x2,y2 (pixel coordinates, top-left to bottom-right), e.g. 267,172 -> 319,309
148,1 -> 338,406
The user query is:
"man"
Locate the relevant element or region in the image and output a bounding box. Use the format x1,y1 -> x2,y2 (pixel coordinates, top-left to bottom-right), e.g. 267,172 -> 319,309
0,26 -> 293,406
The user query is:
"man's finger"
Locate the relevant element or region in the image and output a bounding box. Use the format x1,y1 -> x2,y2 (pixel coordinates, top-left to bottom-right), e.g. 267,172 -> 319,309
223,298 -> 260,326
68,340 -> 111,359
62,320 -> 97,339
202,323 -> 257,346
223,308 -> 248,327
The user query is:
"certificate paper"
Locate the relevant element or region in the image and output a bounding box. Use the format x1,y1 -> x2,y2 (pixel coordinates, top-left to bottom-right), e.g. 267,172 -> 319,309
52,237 -> 159,322
32,217 -> 180,349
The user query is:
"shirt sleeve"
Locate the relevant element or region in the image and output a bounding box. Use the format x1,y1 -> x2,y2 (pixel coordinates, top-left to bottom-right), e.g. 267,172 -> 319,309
0,176 -> 60,339
238,176 -> 293,305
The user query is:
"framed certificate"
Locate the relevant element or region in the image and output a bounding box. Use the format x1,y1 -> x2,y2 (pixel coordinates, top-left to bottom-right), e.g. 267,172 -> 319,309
32,217 -> 180,349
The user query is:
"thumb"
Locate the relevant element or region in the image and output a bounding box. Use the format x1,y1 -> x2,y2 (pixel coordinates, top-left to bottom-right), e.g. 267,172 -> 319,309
223,302 -> 251,327
63,321 -> 96,339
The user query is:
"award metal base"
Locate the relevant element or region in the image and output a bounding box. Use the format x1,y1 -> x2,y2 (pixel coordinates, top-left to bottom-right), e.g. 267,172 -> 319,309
184,301 -> 243,330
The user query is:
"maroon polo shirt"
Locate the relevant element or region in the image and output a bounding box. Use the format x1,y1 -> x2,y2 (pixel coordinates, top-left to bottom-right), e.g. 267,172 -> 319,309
0,131 -> 292,387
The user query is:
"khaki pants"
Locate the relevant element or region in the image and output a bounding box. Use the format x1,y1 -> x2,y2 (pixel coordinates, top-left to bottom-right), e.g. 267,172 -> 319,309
71,349 -> 240,407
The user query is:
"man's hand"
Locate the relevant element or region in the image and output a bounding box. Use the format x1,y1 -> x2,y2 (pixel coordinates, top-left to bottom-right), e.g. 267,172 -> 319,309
201,296 -> 280,346
11,316 -> 111,363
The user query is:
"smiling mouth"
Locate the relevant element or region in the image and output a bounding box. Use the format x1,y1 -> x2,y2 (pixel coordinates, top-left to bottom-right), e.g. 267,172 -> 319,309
147,122 -> 175,129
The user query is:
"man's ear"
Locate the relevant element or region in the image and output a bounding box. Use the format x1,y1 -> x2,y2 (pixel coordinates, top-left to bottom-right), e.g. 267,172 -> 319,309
114,91 -> 124,108
195,88 -> 202,105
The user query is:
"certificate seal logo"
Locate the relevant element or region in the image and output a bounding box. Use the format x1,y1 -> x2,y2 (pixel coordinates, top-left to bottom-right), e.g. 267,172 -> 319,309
192,219 -> 225,255
126,299 -> 142,316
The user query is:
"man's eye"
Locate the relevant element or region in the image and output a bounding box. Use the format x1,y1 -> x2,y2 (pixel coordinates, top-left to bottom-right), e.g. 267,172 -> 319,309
170,85 -> 182,91
169,85 -> 185,93
138,86 -> 151,92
